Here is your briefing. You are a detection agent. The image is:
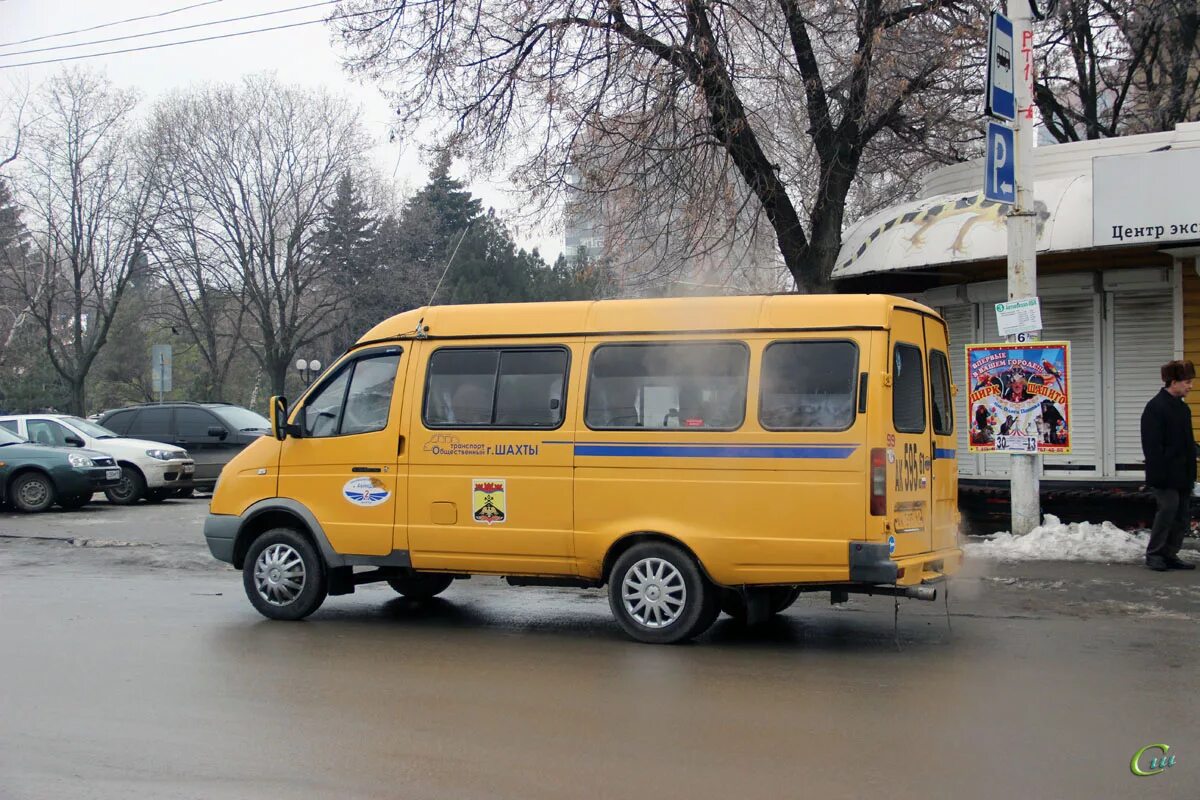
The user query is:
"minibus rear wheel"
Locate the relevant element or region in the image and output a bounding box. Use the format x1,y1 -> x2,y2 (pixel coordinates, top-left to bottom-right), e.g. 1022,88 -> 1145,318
386,573 -> 454,600
242,528 -> 328,621
608,542 -> 720,644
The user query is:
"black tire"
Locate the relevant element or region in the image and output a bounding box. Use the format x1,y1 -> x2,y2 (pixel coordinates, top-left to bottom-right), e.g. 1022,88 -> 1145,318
386,572 -> 454,600
104,465 -> 145,505
720,587 -> 801,625
144,488 -> 172,503
58,493 -> 91,510
10,472 -> 56,513
174,487 -> 195,499
242,528 -> 327,621
608,542 -> 719,644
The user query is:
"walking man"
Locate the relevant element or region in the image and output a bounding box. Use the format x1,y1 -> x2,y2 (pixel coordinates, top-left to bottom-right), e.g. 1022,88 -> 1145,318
1140,360 -> 1198,571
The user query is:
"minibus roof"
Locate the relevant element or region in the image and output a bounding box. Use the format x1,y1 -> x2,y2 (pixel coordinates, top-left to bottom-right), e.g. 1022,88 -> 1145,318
357,293 -> 939,344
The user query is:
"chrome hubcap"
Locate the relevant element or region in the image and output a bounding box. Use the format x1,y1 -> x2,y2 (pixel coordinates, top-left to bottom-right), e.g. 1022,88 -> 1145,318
622,557 -> 686,628
18,479 -> 49,507
254,544 -> 306,606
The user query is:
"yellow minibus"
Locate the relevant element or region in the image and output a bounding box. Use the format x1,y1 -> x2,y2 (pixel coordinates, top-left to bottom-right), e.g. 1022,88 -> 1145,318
204,294 -> 962,643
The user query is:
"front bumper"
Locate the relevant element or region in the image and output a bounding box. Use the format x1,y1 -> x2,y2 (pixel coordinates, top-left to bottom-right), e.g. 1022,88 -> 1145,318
142,458 -> 196,489
204,513 -> 239,564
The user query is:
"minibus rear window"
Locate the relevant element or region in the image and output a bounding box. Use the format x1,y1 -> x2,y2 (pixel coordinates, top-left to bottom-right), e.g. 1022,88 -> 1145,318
759,340 -> 858,431
893,343 -> 926,433
585,342 -> 748,431
929,350 -> 953,436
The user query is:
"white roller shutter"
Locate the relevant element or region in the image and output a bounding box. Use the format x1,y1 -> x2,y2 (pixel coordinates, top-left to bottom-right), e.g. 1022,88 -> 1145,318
940,305 -> 978,476
1111,291 -> 1175,473
1040,296 -> 1101,475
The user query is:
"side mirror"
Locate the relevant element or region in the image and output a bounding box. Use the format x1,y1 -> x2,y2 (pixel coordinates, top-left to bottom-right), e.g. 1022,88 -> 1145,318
64,435 -> 84,447
207,426 -> 229,440
270,396 -> 288,441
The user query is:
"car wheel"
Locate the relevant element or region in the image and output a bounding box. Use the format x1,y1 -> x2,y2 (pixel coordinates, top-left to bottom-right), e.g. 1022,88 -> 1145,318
174,487 -> 194,499
243,528 -> 327,621
10,472 -> 56,513
58,493 -> 91,510
608,542 -> 719,644
144,488 -> 172,503
104,465 -> 145,505
386,573 -> 454,599
719,587 -> 801,625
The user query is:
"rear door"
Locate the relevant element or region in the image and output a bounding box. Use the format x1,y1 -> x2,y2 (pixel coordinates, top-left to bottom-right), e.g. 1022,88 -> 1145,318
887,311 -> 934,556
924,317 -> 958,554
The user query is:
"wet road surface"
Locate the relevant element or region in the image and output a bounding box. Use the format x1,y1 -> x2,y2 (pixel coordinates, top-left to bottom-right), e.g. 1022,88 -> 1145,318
1,499 -> 1198,799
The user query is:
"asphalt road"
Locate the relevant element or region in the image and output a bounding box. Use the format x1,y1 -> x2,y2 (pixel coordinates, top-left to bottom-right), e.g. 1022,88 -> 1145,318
1,499 -> 1198,799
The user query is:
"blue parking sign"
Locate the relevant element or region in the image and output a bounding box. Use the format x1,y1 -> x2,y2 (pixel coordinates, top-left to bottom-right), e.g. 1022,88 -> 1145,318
984,122 -> 1016,205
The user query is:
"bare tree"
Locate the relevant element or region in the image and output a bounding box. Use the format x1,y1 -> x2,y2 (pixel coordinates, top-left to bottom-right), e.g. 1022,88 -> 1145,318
148,75 -> 368,398
335,0 -> 985,291
1035,0 -> 1200,142
3,70 -> 163,414
144,139 -> 250,401
0,79 -> 32,172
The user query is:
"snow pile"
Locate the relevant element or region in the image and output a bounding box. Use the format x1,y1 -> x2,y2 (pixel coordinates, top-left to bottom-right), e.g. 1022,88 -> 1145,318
965,514 -> 1149,563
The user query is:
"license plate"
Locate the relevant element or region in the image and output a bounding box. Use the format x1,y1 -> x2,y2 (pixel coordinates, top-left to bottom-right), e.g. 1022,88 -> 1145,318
893,502 -> 925,534
183,465 -> 194,474
106,469 -> 121,480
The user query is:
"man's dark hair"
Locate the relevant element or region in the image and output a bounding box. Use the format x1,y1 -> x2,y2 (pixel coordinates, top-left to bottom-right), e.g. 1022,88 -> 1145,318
1161,360 -> 1196,385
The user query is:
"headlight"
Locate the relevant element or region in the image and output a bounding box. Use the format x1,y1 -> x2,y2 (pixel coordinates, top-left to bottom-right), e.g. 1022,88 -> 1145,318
146,449 -> 176,460
68,453 -> 95,467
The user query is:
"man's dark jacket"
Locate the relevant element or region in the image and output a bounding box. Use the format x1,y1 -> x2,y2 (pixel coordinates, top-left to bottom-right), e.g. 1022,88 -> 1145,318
1141,388 -> 1197,490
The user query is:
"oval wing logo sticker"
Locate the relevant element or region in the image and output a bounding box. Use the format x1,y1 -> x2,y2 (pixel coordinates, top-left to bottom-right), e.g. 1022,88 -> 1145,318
343,477 -> 390,507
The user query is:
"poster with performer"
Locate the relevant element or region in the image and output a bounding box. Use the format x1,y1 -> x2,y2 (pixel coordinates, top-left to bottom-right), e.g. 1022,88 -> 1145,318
966,342 -> 1071,454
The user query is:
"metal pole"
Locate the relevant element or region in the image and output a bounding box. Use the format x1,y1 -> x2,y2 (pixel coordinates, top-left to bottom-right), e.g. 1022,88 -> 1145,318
1008,0 -> 1040,535
158,355 -> 165,405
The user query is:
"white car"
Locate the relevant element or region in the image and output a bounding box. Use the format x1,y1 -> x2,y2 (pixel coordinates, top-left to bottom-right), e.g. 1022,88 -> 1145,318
0,414 -> 196,505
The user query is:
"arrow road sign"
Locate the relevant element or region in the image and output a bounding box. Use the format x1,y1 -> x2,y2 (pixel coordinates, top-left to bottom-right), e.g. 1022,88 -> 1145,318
984,121 -> 1016,205
987,11 -> 1016,121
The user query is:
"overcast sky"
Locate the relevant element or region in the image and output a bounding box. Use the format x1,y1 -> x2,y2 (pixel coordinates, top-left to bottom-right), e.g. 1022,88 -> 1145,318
0,0 -> 564,261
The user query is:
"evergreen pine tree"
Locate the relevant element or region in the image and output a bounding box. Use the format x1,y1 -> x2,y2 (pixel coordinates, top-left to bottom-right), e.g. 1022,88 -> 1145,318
315,172 -> 378,352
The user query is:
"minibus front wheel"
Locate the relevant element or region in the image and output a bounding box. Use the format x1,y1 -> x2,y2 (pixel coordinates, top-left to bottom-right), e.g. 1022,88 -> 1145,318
242,527 -> 328,621
608,542 -> 720,644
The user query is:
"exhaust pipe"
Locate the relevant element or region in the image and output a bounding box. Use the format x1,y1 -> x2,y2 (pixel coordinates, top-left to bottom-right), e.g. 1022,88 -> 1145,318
904,585 -> 937,602
852,585 -> 938,601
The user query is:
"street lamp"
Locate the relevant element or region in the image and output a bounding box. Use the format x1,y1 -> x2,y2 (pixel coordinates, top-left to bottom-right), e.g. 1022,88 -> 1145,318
295,358 -> 323,385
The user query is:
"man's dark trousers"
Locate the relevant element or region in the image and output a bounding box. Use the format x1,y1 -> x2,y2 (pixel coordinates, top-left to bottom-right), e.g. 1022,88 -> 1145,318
1148,487 -> 1190,559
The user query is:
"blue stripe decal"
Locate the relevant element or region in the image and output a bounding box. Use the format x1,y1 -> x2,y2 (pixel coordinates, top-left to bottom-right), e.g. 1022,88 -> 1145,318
574,443 -> 858,459
934,448 -> 956,460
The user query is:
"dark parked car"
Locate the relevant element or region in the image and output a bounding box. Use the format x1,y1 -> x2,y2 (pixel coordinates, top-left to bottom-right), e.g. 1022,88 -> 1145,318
0,426 -> 122,512
97,402 -> 270,492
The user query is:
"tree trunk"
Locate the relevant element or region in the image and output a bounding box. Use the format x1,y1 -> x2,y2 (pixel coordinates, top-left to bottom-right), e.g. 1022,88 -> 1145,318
69,378 -> 86,416
268,357 -> 289,402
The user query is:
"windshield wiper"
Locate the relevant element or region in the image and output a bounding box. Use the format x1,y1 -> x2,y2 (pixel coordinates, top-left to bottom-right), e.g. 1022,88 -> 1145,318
95,435 -> 118,439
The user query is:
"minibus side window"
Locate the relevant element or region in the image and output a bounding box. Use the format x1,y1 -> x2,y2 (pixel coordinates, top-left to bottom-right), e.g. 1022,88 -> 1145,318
759,341 -> 858,431
928,350 -> 953,436
423,347 -> 569,429
585,342 -> 748,431
302,353 -> 401,438
304,367 -> 352,437
342,355 -> 401,435
893,344 -> 926,433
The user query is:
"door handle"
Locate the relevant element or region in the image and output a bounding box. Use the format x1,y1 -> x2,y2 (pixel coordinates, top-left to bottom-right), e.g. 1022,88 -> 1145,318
397,434 -> 405,455
352,466 -> 382,473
